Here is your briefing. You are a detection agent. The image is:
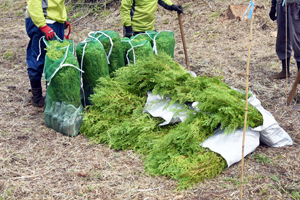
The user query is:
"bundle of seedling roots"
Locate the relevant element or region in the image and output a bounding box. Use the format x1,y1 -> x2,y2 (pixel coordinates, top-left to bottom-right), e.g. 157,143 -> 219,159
44,32 -> 263,189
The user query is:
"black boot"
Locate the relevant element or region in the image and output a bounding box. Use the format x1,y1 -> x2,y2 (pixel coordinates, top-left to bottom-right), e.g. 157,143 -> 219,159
30,79 -> 45,107
270,58 -> 291,80
297,61 -> 300,72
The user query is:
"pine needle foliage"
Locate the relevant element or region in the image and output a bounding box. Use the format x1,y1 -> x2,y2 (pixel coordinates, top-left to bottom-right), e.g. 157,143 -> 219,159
81,53 -> 263,189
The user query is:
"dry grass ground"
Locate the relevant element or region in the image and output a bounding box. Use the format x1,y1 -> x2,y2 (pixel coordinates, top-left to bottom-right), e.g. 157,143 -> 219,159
0,0 -> 299,199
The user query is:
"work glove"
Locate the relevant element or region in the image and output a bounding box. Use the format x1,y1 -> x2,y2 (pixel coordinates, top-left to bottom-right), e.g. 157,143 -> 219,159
269,6 -> 277,21
39,25 -> 55,40
172,5 -> 183,14
124,26 -> 134,38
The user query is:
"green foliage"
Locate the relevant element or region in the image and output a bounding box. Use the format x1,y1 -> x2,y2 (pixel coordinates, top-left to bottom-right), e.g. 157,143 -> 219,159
81,53 -> 263,189
121,38 -> 153,65
44,39 -> 83,137
2,50 -> 15,60
76,38 -> 109,105
154,31 -> 175,59
292,191 -> 300,199
253,154 -> 272,164
45,40 -> 71,60
270,175 -> 279,183
92,31 -> 125,74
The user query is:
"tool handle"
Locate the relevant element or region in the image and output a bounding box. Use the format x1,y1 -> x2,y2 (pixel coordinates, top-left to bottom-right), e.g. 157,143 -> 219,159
177,12 -> 190,71
287,70 -> 300,104
64,24 -> 71,40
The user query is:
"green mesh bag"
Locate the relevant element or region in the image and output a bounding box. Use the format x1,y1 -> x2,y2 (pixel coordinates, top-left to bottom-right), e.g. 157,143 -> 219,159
89,31 -> 125,74
43,37 -> 83,137
131,31 -> 157,46
153,31 -> 175,59
76,37 -> 109,106
121,38 -> 153,65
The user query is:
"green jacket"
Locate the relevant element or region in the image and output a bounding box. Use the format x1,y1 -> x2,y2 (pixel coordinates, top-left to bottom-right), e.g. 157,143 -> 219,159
27,0 -> 67,28
120,0 -> 173,32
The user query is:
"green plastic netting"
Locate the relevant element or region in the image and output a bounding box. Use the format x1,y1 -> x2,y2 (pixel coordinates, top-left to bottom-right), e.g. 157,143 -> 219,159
153,31 -> 175,59
132,31 -> 175,59
76,37 -> 109,106
43,37 -> 83,137
89,31 -> 125,74
121,38 -> 153,65
130,30 -> 157,46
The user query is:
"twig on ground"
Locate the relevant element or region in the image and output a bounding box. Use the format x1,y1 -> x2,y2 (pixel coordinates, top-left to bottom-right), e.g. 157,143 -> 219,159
10,169 -> 52,180
137,186 -> 163,192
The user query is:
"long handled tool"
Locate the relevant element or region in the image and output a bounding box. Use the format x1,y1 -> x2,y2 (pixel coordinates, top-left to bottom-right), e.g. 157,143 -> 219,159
177,12 -> 190,71
287,70 -> 300,110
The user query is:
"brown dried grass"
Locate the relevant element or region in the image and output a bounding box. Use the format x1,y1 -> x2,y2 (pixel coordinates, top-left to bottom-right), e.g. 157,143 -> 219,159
0,0 -> 299,199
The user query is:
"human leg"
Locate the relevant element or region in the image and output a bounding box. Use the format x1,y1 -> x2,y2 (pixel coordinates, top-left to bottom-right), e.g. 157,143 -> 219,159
270,3 -> 292,80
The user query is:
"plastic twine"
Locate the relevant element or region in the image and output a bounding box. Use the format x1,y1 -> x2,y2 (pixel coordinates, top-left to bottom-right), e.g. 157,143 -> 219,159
152,30 -> 174,55
42,39 -> 84,86
36,36 -> 44,61
243,1 -> 255,19
79,41 -> 88,107
121,39 -> 148,65
88,31 -> 113,64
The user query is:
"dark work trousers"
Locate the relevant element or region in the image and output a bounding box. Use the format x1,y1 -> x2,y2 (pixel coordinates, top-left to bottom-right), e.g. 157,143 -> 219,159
26,18 -> 64,81
276,3 -> 300,62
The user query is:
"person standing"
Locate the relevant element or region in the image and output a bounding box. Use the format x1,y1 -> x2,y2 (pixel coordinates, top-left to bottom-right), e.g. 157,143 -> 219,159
269,0 -> 300,80
120,0 -> 183,38
25,0 -> 70,107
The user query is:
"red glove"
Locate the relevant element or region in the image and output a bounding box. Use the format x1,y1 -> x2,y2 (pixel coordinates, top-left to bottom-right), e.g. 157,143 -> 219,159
39,25 -> 55,40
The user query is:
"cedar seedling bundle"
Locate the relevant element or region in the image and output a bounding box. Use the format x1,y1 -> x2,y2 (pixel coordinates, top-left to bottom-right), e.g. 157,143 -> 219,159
90,31 -> 125,74
153,31 -> 175,59
121,37 -> 153,65
76,38 -> 109,105
81,53 -> 263,188
44,39 -> 83,137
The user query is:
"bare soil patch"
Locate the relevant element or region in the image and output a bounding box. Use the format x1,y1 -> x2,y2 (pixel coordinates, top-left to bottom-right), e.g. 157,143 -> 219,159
0,0 -> 299,199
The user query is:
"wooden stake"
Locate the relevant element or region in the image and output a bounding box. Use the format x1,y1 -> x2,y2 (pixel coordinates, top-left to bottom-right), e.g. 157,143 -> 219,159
240,14 -> 254,200
177,12 -> 190,71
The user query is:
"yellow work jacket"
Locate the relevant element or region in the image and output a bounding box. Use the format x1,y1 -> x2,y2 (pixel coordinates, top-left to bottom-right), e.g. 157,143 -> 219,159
27,0 -> 67,28
120,0 -> 173,32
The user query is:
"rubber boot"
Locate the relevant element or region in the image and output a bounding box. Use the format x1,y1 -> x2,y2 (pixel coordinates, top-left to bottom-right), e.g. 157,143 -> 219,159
30,79 -> 45,107
269,58 -> 291,80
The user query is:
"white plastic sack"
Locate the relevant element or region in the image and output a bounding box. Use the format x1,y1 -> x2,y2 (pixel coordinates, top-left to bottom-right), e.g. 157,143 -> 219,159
143,92 -> 187,126
201,128 -> 260,168
249,96 -> 293,147
143,91 -> 293,168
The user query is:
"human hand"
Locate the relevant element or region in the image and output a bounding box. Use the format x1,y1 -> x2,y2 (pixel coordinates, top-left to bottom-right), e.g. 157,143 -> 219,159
125,26 -> 133,38
173,5 -> 183,14
39,25 -> 55,40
